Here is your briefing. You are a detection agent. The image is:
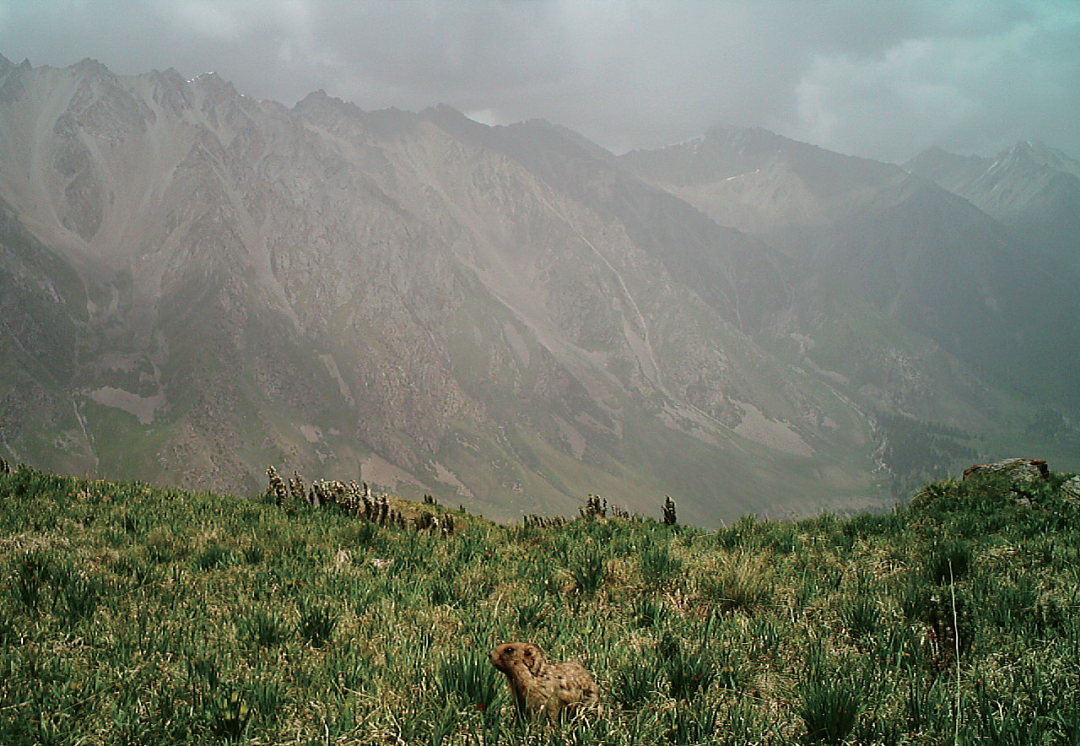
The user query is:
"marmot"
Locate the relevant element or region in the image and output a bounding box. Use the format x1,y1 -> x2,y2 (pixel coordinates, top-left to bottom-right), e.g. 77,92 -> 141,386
489,642 -> 601,724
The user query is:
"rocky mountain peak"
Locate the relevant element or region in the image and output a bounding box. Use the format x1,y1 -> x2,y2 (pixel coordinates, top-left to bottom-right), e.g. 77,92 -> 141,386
909,141 -> 1080,229
0,55 -> 31,104
295,88 -> 358,115
72,57 -> 115,80
994,139 -> 1080,179
144,67 -> 194,108
188,70 -> 236,95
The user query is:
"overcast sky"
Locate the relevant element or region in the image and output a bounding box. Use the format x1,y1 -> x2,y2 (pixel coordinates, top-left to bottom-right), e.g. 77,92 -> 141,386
1,0 -> 1077,163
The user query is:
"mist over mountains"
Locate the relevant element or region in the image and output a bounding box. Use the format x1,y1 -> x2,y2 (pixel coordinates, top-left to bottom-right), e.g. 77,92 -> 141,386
1,56 -> 1077,525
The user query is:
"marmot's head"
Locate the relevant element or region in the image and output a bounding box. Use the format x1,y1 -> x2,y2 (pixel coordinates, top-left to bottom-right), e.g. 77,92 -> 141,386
490,642 -> 546,675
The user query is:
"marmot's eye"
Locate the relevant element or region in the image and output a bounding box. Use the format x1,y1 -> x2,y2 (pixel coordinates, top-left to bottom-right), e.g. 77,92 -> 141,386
506,647 -> 515,654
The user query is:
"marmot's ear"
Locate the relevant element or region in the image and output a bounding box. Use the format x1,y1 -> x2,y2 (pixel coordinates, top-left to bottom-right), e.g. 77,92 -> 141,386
524,644 -> 545,674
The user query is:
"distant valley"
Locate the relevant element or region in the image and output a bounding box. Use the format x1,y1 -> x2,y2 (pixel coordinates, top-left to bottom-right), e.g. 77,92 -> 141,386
1,55 -> 1077,525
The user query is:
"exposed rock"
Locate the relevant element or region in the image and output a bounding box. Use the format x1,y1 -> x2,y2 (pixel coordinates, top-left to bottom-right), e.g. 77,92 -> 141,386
1060,476 -> 1080,506
962,458 -> 1049,484
963,458 -> 1051,506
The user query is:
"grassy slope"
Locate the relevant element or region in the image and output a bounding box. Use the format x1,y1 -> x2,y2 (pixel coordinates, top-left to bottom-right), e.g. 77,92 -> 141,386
1,462 -> 1078,745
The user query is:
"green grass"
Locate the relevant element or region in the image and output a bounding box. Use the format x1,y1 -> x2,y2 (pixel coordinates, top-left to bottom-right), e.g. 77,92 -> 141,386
1,462 -> 1079,743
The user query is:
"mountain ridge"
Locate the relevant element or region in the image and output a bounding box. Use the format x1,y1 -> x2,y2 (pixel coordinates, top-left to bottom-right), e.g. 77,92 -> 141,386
0,56 -> 1075,524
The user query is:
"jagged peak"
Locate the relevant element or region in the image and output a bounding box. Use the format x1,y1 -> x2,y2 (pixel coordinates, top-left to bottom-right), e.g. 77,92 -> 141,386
150,67 -> 187,87
417,102 -> 506,146
422,103 -> 496,133
297,88 -> 338,106
0,57 -> 32,105
704,124 -> 797,152
188,70 -> 236,94
990,139 -> 1080,179
1000,139 -> 1044,161
294,89 -> 366,119
642,123 -> 899,191
430,102 -> 467,118
912,145 -> 951,159
1001,138 -> 1067,162
145,68 -> 195,113
69,57 -> 123,88
74,57 -> 110,73
0,54 -> 18,82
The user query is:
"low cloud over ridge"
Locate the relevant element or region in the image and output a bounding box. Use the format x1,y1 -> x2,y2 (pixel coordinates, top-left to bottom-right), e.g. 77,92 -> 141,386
1,0 -> 1077,161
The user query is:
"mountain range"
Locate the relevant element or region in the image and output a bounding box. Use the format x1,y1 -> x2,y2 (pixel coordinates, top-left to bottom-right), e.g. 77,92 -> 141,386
1,55 -> 1077,525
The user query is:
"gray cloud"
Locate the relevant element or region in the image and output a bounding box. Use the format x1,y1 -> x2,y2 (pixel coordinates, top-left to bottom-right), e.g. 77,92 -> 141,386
1,0 -> 1077,162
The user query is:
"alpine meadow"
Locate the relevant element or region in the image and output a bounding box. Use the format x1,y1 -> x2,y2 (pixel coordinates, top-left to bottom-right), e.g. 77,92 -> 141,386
1,459 -> 1079,743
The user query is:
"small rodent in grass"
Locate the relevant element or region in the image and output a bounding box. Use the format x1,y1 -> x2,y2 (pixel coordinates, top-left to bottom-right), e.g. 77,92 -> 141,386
489,641 -> 601,724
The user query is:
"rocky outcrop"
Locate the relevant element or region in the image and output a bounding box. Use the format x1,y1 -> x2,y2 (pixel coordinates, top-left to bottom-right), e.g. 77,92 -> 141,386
963,458 -> 1050,484
1061,476 -> 1080,506
962,458 -> 1054,506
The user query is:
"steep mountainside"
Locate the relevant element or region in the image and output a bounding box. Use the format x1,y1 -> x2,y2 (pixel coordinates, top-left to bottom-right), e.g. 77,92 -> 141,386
905,141 -> 1080,240
904,141 -> 1080,401
905,141 -> 1080,280
0,57 -> 1073,523
622,127 -> 1080,407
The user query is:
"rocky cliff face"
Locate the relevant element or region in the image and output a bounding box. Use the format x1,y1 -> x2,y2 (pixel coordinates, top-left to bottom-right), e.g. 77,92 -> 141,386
1,57 -> 1072,523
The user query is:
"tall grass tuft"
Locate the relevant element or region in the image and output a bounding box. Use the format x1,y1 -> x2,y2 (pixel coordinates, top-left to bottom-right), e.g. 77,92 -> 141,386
194,542 -> 236,571
569,546 -> 606,596
240,609 -> 291,648
658,633 -> 716,700
249,677 -> 290,725
640,543 -> 682,587
210,688 -> 252,741
633,596 -> 669,628
925,539 -> 971,585
696,552 -> 773,614
10,549 -> 53,611
666,701 -> 720,745
435,646 -> 503,714
612,656 -> 661,708
298,597 -> 338,647
841,595 -> 880,640
798,674 -> 861,744
57,571 -> 102,628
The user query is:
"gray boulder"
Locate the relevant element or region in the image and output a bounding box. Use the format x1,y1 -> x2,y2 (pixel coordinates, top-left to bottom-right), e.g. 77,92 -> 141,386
962,458 -> 1050,506
963,458 -> 1049,484
1060,475 -> 1080,505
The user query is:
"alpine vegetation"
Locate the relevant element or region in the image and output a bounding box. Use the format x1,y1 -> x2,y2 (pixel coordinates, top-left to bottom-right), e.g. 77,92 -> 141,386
1,459 -> 1079,743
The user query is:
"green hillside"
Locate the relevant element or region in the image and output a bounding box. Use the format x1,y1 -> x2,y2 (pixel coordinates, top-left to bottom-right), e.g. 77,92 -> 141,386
1,460 -> 1078,744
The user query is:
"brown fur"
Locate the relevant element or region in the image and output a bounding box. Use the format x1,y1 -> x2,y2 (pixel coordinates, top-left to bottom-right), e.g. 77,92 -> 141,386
489,642 -> 601,724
